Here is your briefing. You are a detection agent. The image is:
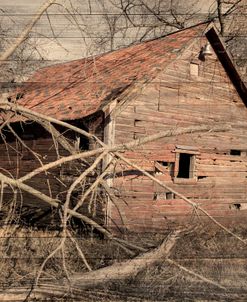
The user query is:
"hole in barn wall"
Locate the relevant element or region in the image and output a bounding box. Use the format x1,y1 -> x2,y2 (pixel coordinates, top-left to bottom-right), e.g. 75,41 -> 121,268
198,176 -> 207,180
154,161 -> 175,177
16,92 -> 24,100
153,192 -> 175,200
230,149 -> 241,156
65,119 -> 90,150
177,153 -> 195,179
134,119 -> 141,126
166,192 -> 174,200
157,161 -> 168,167
169,162 -> 175,178
230,203 -> 241,210
155,161 -> 168,174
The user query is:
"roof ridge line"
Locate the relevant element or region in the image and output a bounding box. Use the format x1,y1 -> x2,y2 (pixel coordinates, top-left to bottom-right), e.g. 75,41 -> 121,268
34,21 -> 211,73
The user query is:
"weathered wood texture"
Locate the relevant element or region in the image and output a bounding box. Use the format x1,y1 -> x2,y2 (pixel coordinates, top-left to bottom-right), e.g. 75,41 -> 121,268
110,37 -> 247,232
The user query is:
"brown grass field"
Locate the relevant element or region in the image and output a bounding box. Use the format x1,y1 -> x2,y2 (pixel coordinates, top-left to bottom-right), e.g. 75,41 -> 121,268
1,223 -> 247,301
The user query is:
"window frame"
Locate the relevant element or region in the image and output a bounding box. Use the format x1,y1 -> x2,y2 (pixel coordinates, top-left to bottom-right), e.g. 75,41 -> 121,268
173,146 -> 199,184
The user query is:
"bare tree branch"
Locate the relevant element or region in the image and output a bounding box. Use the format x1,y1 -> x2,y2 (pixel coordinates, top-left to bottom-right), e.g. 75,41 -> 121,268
0,0 -> 57,63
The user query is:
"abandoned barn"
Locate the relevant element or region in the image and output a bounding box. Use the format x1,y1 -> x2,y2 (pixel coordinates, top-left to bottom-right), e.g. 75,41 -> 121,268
1,22 -> 247,232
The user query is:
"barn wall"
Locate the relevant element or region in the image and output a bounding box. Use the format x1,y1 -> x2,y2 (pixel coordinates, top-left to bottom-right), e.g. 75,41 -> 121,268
0,114 -> 105,227
109,36 -> 247,232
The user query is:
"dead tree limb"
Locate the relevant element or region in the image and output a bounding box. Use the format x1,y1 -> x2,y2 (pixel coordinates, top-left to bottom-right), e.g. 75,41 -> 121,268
17,123 -> 229,183
0,172 -> 145,253
166,258 -> 226,290
0,172 -> 110,235
0,0 -> 57,63
0,228 -> 225,301
0,102 -> 98,142
116,153 -> 246,244
70,229 -> 181,287
0,108 -> 236,242
0,101 -> 230,152
41,120 -> 80,156
63,151 -> 107,227
0,100 -> 242,243
0,229 -> 181,301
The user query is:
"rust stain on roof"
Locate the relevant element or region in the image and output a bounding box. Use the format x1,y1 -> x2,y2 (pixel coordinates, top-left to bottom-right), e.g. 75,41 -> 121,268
10,24 -> 207,121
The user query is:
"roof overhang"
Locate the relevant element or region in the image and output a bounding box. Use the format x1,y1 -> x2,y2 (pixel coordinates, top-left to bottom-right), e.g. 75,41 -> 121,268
205,25 -> 247,106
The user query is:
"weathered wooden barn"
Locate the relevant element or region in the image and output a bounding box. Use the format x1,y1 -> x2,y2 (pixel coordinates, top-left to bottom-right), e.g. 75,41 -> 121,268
1,22 -> 247,232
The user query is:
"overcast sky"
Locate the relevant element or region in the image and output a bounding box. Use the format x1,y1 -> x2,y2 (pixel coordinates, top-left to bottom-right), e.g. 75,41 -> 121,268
0,0 -> 214,12
0,0 -> 215,62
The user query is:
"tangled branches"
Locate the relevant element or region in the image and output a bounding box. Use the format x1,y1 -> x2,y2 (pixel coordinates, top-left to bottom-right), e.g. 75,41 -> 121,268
0,98 -> 245,299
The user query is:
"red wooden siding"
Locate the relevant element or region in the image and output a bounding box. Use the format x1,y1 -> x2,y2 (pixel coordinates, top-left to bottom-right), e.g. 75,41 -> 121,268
109,36 -> 247,232
0,115 -> 105,227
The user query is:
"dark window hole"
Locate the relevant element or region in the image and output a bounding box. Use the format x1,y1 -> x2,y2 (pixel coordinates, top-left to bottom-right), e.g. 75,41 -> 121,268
177,153 -> 194,179
166,192 -> 174,200
134,119 -> 141,126
230,150 -> 241,156
153,192 -> 174,200
230,203 -> 241,210
16,92 -> 24,100
157,161 -> 168,166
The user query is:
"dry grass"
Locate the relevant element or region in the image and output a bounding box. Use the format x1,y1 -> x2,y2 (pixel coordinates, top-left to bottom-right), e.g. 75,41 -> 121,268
111,224 -> 247,301
1,223 -> 247,301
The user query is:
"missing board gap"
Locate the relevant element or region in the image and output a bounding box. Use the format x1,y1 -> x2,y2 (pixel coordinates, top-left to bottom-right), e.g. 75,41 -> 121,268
230,149 -> 241,156
166,192 -> 174,200
134,119 -> 141,126
155,161 -> 173,175
153,192 -> 175,200
230,203 -> 241,210
157,161 -> 168,166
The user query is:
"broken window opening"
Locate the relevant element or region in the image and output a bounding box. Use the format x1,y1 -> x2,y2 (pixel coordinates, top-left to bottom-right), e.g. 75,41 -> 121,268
154,161 -> 175,177
177,153 -> 195,179
155,161 -> 168,173
153,192 -> 175,200
157,161 -> 168,167
166,192 -> 174,200
230,203 -> 241,210
230,149 -> 241,156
